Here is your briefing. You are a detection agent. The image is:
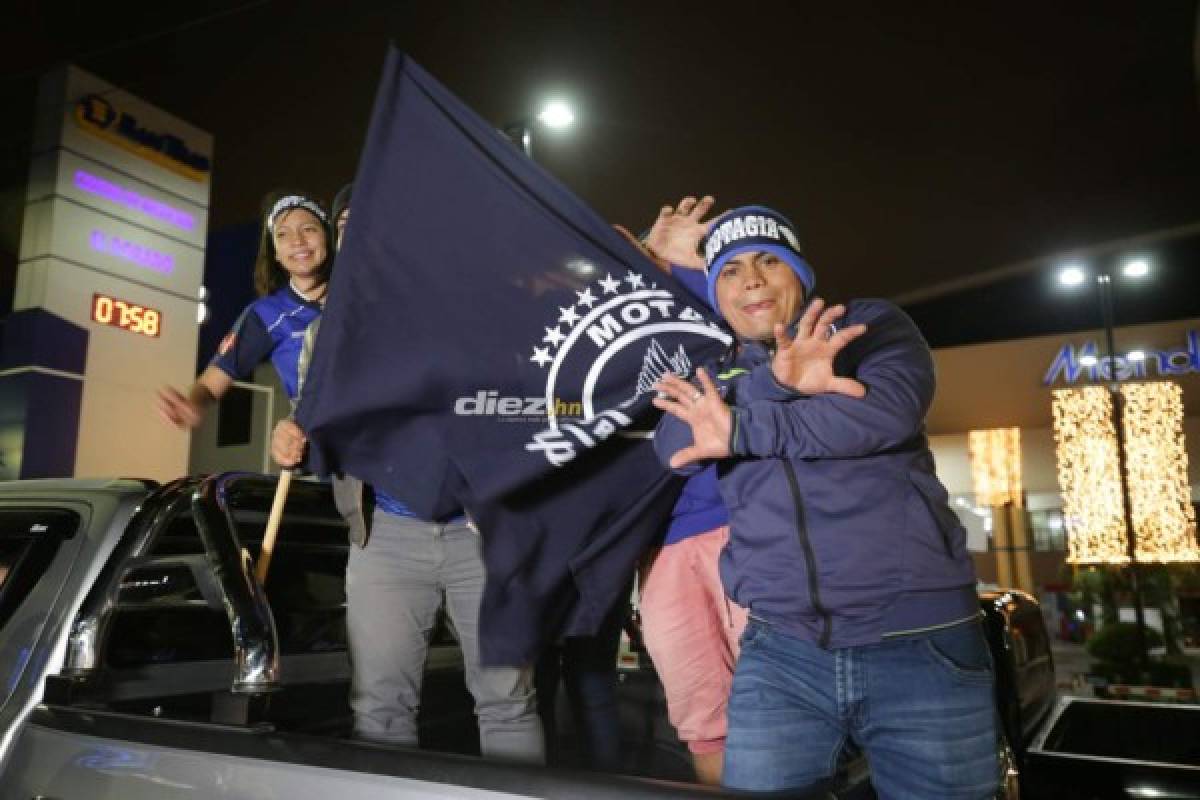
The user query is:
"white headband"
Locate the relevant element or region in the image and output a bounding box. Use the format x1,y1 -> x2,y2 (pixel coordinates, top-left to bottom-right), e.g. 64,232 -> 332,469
267,195 -> 327,231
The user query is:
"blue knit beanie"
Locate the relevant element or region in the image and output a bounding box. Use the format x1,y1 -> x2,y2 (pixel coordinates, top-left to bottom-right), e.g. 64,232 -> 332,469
702,206 -> 816,314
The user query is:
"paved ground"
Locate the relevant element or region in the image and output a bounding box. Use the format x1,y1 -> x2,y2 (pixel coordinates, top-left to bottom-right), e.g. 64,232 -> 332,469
1052,641 -> 1095,696
1052,640 -> 1200,697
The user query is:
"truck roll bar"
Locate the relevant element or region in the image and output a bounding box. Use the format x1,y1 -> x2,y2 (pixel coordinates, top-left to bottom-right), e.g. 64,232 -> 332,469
194,472 -> 280,693
62,473 -> 281,695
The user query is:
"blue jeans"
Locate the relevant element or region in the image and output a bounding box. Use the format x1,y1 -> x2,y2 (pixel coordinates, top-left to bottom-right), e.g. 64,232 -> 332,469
723,618 -> 999,799
535,591 -> 626,770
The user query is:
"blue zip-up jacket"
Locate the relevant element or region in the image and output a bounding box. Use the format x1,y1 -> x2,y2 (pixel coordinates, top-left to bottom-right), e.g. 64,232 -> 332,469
653,298 -> 977,649
663,265 -> 729,546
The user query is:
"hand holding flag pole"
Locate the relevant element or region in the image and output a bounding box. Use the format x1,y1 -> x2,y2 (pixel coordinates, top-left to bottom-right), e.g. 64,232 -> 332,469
256,321 -> 320,585
257,417 -> 310,583
257,417 -> 309,583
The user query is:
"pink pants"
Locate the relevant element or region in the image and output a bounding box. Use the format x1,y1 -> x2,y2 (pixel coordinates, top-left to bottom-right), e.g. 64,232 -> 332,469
640,525 -> 748,755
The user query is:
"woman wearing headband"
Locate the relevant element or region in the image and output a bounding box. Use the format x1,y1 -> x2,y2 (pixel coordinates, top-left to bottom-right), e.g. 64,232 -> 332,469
157,190 -> 331,428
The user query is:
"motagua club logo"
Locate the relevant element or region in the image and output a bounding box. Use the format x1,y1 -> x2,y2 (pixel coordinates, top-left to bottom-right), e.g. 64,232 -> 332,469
524,269 -> 730,466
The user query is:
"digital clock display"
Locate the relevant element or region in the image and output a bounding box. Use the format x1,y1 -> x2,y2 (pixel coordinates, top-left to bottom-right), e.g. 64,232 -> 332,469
91,293 -> 162,337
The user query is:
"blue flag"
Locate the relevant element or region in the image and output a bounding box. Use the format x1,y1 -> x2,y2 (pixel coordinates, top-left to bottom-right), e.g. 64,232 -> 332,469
296,46 -> 729,665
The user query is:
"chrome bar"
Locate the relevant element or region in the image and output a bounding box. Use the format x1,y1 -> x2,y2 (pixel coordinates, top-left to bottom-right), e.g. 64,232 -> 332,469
62,478 -> 200,677
192,473 -> 280,693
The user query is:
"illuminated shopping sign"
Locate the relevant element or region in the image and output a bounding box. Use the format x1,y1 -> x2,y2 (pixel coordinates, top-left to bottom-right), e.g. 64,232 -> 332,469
89,229 -> 174,274
74,94 -> 210,181
1042,332 -> 1200,386
91,293 -> 161,337
74,170 -> 194,231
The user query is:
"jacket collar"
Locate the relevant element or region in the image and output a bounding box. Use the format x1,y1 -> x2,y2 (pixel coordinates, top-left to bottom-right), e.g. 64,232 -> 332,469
732,298 -> 820,363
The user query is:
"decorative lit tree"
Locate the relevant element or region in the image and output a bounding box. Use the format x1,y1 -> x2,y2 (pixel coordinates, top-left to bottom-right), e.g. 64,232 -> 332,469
968,427 -> 1030,591
1053,380 -> 1200,675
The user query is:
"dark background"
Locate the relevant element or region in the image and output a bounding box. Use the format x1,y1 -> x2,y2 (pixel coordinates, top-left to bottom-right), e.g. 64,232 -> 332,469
3,1 -> 1199,347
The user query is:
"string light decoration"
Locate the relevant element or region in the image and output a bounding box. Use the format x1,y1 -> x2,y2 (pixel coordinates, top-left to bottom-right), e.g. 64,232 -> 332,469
1120,382 -> 1200,563
1053,382 -> 1200,564
968,428 -> 1023,507
1053,387 -> 1127,564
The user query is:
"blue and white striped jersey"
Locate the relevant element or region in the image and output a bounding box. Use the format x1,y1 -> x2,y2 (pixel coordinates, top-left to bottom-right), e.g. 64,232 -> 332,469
210,285 -> 321,401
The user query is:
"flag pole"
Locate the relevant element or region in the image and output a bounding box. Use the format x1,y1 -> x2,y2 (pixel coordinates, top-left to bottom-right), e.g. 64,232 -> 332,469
254,316 -> 320,586
255,467 -> 293,584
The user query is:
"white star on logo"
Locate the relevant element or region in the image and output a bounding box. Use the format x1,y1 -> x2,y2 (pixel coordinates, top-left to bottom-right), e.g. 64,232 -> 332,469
530,346 -> 553,367
558,306 -> 582,327
598,273 -> 621,294
576,287 -> 597,308
543,326 -> 566,347
625,271 -> 646,290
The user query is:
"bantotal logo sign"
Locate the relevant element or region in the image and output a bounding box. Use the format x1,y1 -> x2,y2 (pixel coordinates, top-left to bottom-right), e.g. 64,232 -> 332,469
521,270 -> 730,467
1042,331 -> 1200,386
75,94 -> 211,181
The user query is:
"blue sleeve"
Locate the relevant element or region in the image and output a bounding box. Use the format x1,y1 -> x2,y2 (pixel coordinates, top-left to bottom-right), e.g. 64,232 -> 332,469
729,301 -> 935,459
209,304 -> 274,381
743,362 -> 804,403
652,411 -> 707,477
669,264 -> 708,303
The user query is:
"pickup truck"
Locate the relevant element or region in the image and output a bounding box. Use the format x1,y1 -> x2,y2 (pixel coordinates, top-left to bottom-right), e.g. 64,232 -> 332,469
0,474 -> 1059,798
1020,697 -> 1200,798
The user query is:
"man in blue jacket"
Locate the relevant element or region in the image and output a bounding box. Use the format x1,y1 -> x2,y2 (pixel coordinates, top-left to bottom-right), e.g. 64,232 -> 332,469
651,204 -> 998,798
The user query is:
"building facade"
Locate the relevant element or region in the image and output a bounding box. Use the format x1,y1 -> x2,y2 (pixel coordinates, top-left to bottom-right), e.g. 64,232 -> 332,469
926,317 -> 1200,637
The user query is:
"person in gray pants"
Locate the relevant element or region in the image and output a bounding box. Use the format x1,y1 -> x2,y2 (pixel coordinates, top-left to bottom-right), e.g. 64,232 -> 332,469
275,358 -> 544,765
271,185 -> 543,763
331,476 -> 545,762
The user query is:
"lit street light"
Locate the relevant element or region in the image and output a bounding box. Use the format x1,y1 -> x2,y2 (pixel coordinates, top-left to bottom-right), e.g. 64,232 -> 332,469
504,99 -> 576,159
537,101 -> 574,130
1058,264 -> 1087,287
1122,258 -> 1150,278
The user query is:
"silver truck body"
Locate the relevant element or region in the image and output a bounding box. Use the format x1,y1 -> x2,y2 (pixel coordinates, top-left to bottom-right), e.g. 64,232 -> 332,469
0,473 -> 1065,798
0,478 -> 145,774
0,475 -> 781,799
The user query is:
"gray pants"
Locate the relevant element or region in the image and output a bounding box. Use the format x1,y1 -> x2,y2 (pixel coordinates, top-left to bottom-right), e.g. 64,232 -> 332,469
345,511 -> 544,764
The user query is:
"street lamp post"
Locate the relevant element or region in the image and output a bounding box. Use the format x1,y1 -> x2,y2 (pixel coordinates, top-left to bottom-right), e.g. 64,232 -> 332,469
1060,259 -> 1151,669
503,121 -> 535,158
1097,271 -> 1150,669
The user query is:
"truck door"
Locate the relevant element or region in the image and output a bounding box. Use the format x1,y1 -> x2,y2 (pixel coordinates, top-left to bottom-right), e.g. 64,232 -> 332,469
0,507 -> 86,714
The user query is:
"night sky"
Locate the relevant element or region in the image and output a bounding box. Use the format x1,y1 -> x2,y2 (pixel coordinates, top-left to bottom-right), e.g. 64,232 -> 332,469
4,1 -> 1200,312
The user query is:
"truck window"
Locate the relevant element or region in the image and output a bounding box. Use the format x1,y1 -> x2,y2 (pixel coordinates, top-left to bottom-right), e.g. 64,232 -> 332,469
1011,602 -> 1050,666
0,509 -> 80,633
108,501 -> 351,667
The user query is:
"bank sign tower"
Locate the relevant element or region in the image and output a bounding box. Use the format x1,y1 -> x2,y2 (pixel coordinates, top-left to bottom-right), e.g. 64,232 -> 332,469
4,65 -> 211,481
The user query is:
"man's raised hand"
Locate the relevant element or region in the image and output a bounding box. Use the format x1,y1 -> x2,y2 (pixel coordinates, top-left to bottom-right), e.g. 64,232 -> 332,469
643,195 -> 717,270
652,368 -> 732,469
613,224 -> 669,274
771,298 -> 868,398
